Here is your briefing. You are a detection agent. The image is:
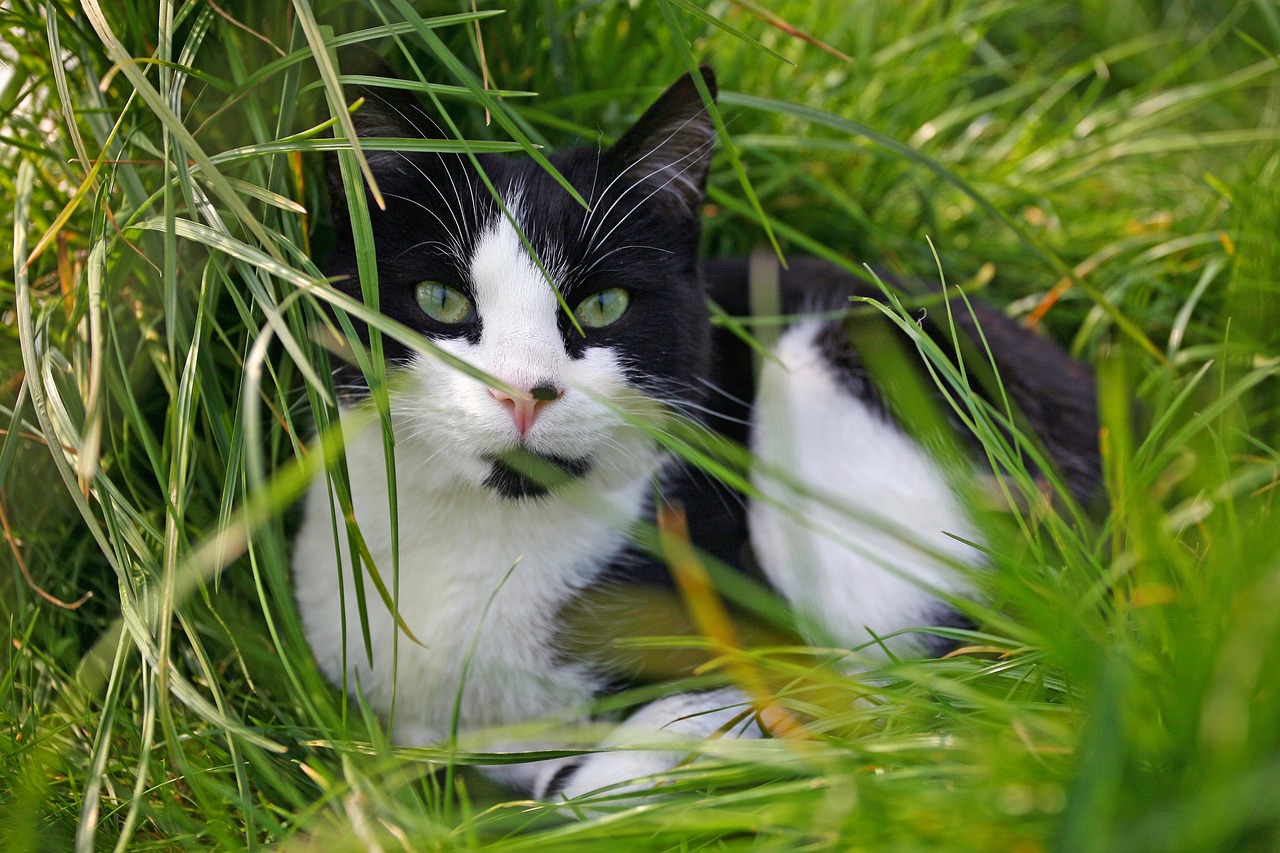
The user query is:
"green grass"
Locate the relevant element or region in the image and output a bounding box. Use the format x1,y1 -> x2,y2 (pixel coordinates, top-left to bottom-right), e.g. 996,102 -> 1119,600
2,0 -> 1279,849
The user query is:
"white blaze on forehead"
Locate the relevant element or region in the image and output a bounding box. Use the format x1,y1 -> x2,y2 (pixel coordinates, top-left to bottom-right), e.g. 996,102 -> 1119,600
468,195 -> 566,390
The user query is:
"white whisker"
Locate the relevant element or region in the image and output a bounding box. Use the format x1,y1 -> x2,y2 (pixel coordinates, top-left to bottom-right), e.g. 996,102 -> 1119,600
576,244 -> 674,279
392,152 -> 470,261
585,135 -> 715,258
581,110 -> 709,251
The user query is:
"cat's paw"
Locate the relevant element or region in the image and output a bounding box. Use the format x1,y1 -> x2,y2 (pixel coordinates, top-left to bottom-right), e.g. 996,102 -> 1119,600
535,688 -> 762,803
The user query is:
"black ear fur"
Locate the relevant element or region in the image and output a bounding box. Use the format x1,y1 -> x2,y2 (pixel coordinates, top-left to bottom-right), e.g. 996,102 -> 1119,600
326,49 -> 452,226
604,66 -> 718,213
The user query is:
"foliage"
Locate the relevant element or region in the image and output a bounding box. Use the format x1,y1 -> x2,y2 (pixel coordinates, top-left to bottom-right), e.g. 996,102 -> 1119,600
1,0 -> 1277,849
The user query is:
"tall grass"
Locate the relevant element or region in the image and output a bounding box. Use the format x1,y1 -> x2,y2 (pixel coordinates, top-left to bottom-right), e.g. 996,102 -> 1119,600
2,0 -> 1278,849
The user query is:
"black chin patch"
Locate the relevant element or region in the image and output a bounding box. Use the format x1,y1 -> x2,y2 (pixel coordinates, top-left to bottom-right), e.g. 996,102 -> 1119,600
484,450 -> 593,499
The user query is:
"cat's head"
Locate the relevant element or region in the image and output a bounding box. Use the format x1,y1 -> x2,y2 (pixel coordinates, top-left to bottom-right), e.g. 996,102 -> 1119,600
323,68 -> 717,499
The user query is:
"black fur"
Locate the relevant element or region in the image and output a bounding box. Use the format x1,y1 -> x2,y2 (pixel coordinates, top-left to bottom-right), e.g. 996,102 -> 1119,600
484,451 -> 593,500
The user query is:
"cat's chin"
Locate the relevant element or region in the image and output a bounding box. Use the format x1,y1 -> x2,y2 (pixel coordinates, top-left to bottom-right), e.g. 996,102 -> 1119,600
482,450 -> 593,500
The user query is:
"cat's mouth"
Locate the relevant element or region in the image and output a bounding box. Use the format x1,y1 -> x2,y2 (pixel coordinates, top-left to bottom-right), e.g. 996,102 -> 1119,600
483,449 -> 593,499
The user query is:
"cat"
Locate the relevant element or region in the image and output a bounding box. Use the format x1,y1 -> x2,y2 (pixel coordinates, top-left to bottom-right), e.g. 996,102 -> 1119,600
291,65 -> 1099,801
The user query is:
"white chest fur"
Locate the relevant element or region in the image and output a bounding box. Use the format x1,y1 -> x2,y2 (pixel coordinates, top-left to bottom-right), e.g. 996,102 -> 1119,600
292,406 -> 653,746
294,191 -> 674,747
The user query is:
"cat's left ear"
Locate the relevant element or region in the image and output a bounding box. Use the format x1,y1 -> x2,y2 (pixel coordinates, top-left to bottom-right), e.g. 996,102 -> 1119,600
605,66 -> 717,213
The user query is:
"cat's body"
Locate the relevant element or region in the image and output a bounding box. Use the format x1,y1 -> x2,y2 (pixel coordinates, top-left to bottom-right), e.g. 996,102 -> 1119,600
293,68 -> 1098,800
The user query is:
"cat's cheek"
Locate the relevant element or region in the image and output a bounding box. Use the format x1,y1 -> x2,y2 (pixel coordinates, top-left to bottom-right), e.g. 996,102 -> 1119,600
561,346 -> 631,402
557,350 -> 668,485
560,352 -> 647,431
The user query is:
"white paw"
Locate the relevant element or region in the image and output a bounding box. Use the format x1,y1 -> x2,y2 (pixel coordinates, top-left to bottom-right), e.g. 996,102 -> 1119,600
535,688 -> 763,802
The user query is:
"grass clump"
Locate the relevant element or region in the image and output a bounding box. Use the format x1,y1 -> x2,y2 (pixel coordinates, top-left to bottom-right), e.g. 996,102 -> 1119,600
2,0 -> 1278,850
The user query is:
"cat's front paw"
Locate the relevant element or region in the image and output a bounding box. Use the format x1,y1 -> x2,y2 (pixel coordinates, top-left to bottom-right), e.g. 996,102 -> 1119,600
535,688 -> 762,803
539,747 -> 689,801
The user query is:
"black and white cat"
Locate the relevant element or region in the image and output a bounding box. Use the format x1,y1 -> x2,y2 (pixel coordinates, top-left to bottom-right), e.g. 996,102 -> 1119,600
292,67 -> 1098,801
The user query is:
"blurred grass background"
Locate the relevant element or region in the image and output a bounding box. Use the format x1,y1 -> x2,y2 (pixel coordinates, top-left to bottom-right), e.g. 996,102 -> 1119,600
1,0 -> 1278,849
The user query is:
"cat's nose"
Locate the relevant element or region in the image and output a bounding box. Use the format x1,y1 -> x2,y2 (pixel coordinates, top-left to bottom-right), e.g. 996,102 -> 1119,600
490,382 -> 563,438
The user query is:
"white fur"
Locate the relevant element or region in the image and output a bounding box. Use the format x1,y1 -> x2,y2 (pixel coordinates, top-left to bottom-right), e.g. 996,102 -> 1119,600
294,197 -> 664,753
748,321 -> 980,657
536,687 -> 762,802
469,188 -> 567,398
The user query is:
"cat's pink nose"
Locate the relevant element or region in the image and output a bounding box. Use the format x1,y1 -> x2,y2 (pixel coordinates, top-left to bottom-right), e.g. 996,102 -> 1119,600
490,382 -> 562,438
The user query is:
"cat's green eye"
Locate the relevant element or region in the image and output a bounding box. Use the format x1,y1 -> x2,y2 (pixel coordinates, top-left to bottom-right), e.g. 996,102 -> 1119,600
574,288 -> 630,329
415,281 -> 474,325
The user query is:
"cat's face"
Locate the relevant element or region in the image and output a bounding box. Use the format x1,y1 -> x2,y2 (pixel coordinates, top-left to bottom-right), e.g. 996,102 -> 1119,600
324,69 -> 717,499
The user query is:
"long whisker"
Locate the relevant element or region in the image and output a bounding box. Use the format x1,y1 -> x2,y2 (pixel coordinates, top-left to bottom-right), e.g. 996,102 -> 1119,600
576,136 -> 605,245
581,110 -> 709,249
392,153 -> 470,261
585,134 -> 715,257
575,244 -> 674,280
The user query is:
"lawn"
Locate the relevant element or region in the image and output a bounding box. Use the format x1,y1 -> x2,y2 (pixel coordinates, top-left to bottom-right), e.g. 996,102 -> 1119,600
2,0 -> 1278,850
